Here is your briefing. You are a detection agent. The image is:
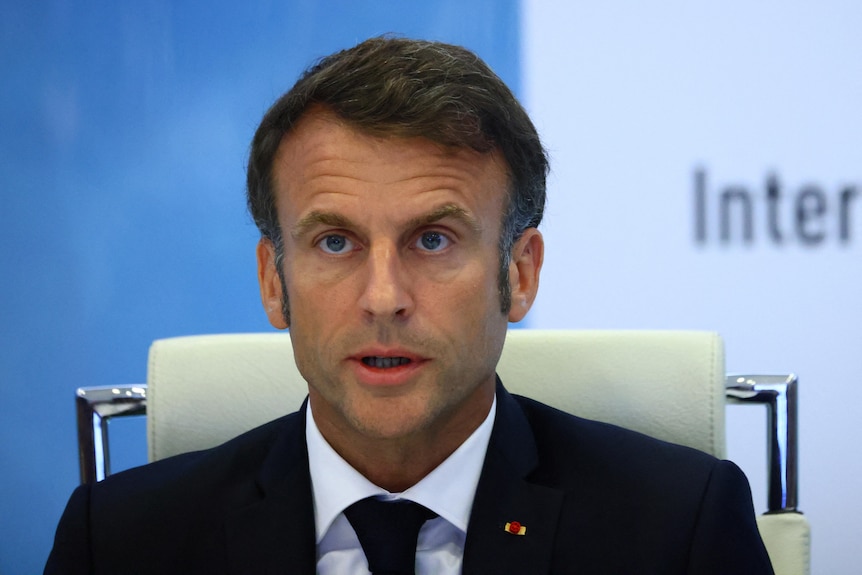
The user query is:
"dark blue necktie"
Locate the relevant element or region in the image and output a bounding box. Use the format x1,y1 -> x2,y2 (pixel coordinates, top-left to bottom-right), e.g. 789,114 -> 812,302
344,497 -> 438,575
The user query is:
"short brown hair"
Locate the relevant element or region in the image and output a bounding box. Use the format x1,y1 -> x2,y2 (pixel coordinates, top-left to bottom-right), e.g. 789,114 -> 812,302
247,36 -> 547,315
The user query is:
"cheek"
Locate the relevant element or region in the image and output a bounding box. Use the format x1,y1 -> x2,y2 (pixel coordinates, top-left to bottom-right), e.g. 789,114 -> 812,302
291,252 -> 354,287
285,254 -> 356,307
423,265 -> 502,323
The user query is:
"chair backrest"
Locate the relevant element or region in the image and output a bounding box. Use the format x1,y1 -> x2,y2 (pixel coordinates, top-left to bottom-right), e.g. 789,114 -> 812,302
147,330 -> 725,461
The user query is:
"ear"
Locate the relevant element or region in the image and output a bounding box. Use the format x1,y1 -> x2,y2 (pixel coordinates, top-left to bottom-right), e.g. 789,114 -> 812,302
507,228 -> 544,323
256,238 -> 289,329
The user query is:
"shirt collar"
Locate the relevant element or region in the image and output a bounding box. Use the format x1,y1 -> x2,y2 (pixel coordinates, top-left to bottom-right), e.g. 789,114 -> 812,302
306,394 -> 497,542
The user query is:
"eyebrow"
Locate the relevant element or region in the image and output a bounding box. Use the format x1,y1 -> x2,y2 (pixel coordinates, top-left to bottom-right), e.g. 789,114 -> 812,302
406,204 -> 483,234
290,211 -> 354,240
290,203 -> 483,240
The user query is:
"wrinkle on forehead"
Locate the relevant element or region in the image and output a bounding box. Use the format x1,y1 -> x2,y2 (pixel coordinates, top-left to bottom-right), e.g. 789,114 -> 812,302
274,108 -> 508,188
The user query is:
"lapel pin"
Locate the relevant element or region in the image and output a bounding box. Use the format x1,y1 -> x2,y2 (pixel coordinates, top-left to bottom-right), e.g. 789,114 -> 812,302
505,521 -> 526,535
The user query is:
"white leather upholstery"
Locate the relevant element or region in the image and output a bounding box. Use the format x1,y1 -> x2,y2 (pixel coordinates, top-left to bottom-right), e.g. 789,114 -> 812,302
757,514 -> 811,575
497,330 -> 726,457
146,329 -> 808,575
147,332 -> 305,461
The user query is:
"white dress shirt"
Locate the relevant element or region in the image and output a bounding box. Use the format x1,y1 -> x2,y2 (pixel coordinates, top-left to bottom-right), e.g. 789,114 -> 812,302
306,397 -> 497,575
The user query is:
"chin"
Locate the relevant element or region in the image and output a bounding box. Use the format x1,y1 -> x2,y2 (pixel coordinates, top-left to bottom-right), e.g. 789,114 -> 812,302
347,398 -> 438,440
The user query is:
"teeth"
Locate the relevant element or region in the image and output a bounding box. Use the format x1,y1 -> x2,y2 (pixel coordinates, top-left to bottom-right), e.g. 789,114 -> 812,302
363,356 -> 410,368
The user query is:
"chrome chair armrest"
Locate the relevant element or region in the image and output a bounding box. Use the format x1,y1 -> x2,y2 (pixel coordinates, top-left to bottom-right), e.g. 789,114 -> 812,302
76,384 -> 147,484
726,374 -> 799,513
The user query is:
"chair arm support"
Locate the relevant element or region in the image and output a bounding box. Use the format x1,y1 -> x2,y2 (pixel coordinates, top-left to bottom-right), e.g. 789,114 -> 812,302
726,374 -> 799,513
75,385 -> 147,484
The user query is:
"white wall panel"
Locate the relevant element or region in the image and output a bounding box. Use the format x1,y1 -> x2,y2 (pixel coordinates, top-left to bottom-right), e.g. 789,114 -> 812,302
523,2 -> 861,572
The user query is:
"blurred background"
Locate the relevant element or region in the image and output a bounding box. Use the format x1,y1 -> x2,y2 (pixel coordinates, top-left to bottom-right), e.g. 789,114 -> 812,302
1,1 -> 858,573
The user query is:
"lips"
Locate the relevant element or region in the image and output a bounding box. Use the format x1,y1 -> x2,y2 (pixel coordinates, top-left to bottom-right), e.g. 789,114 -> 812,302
349,348 -> 426,386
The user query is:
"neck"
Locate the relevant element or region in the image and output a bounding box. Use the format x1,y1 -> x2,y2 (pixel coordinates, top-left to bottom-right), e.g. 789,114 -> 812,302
311,386 -> 495,492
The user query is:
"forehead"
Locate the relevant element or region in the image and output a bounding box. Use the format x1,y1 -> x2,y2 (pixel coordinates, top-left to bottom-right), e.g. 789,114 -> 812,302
270,110 -> 510,215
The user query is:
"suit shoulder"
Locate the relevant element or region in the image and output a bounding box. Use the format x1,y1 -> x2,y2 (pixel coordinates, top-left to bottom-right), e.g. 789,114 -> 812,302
47,411 -> 310,572
504,394 -> 771,573
88,411 -> 301,520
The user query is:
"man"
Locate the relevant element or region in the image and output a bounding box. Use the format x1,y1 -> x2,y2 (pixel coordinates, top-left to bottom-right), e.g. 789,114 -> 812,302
45,36 -> 773,574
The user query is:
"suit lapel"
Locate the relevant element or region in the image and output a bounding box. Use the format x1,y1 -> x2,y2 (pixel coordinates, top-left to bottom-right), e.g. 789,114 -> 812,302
224,405 -> 317,575
219,385 -> 564,574
463,382 -> 565,574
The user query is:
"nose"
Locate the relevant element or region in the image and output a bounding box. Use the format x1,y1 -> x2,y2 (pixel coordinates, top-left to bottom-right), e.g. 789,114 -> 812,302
358,242 -> 414,319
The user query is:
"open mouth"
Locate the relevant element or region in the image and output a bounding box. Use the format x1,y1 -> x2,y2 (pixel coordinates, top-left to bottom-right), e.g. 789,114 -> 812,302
361,356 -> 411,369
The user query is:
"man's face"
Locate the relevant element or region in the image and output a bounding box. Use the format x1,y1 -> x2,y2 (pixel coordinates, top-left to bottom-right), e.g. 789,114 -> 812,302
257,110 -> 541,450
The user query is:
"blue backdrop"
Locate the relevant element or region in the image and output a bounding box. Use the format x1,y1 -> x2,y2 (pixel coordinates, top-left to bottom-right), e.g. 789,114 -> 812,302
0,2 -> 520,572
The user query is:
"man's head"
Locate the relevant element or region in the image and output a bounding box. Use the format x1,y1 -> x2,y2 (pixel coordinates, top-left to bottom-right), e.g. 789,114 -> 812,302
248,37 -> 547,484
247,36 -> 547,323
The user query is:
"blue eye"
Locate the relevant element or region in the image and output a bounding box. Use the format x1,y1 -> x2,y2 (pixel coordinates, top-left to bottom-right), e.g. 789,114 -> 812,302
417,231 -> 449,251
319,234 -> 353,254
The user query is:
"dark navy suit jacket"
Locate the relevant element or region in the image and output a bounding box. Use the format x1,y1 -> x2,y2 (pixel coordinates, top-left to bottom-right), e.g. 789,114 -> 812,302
45,382 -> 774,574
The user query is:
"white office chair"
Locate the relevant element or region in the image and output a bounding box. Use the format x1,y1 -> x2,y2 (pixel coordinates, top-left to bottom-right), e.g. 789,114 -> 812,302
75,330 -> 810,575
